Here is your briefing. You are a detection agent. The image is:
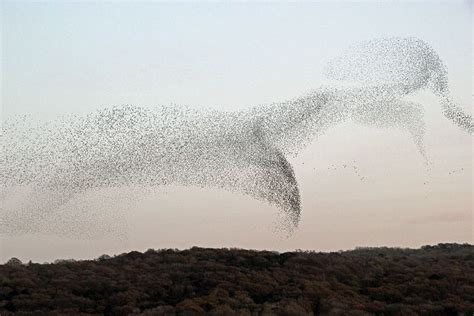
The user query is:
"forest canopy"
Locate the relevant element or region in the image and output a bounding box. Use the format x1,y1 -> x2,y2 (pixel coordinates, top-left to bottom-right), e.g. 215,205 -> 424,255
1,243 -> 473,315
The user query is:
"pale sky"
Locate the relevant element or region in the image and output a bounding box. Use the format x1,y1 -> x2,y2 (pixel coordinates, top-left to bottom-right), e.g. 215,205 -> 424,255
1,1 -> 472,262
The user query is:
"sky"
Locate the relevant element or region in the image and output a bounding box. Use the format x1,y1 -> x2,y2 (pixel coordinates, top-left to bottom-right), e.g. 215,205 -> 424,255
1,1 -> 472,262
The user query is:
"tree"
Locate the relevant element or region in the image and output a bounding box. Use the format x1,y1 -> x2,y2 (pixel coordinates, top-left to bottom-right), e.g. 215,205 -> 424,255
5,257 -> 22,266
97,254 -> 112,261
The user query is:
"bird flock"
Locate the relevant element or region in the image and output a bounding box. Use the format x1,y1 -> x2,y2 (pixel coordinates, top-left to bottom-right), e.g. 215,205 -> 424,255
1,37 -> 471,237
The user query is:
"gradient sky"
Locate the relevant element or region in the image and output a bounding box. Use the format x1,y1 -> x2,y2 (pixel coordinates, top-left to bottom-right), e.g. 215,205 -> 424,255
1,1 -> 472,262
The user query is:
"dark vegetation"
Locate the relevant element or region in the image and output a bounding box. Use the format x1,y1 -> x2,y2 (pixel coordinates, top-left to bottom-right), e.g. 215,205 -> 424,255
1,243 -> 473,315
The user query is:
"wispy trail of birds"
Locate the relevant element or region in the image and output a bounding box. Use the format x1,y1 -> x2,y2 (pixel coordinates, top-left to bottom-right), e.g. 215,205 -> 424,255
1,38 -> 471,237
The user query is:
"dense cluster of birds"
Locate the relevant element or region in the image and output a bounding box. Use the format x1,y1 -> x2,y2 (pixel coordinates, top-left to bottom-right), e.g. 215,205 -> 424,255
1,37 -> 471,237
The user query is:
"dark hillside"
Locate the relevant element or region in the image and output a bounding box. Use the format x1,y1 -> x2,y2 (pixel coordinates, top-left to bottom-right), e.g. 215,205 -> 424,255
1,243 -> 473,315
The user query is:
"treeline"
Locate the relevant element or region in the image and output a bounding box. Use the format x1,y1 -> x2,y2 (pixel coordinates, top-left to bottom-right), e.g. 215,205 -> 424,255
1,243 -> 473,315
